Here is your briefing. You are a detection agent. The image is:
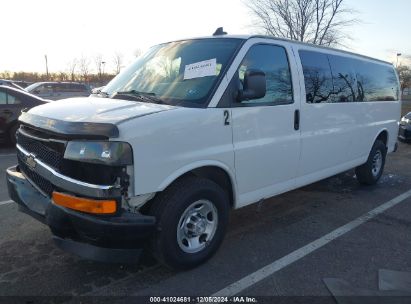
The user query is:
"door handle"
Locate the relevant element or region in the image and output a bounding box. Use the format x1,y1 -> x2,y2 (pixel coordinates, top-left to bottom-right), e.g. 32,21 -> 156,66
294,110 -> 300,131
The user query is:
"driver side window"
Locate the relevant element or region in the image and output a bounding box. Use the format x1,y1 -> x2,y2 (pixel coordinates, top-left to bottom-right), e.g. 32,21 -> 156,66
238,44 -> 293,105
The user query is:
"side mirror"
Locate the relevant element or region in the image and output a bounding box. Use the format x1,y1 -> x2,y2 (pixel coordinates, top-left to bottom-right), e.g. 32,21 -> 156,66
238,69 -> 266,101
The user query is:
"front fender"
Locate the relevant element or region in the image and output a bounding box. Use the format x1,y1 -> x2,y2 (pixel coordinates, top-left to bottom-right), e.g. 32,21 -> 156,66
157,160 -> 238,206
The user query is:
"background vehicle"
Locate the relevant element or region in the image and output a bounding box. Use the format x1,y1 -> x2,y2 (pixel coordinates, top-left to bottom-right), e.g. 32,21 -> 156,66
7,35 -> 401,270
399,112 -> 411,142
26,82 -> 91,100
0,85 -> 47,144
0,79 -> 28,91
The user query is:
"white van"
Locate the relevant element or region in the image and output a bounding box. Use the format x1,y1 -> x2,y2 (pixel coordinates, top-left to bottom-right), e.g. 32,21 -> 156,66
7,33 -> 400,269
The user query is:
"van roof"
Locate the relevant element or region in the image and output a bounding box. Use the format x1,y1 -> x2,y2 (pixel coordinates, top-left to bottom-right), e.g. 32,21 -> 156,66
32,82 -> 85,85
168,34 -> 392,66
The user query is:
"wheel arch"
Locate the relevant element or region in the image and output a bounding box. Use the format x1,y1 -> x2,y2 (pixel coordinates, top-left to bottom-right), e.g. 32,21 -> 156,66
373,129 -> 389,148
157,161 -> 237,208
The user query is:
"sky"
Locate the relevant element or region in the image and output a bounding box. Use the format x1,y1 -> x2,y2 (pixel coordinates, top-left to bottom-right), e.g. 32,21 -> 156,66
0,0 -> 410,74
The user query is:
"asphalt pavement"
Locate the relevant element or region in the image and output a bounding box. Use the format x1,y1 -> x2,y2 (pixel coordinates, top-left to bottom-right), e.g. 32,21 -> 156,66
0,141 -> 410,302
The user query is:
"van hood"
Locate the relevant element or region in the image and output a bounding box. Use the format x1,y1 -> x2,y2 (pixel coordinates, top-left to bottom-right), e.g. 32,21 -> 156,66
19,97 -> 177,138
27,97 -> 176,124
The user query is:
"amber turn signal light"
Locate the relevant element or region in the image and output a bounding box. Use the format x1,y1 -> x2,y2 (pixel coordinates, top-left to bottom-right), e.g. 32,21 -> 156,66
52,192 -> 117,214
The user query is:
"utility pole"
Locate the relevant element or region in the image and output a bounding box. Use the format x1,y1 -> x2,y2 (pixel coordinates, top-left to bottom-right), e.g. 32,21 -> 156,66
100,61 -> 106,83
102,61 -> 106,79
396,53 -> 402,68
44,54 -> 49,80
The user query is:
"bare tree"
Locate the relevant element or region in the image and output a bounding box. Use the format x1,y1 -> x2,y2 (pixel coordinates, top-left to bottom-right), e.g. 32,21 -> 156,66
397,65 -> 411,95
58,71 -> 69,81
246,0 -> 356,46
67,58 -> 78,82
113,52 -> 123,74
79,55 -> 91,83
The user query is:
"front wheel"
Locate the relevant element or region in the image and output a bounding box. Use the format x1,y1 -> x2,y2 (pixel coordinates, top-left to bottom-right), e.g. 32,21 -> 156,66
149,176 -> 229,270
355,140 -> 387,185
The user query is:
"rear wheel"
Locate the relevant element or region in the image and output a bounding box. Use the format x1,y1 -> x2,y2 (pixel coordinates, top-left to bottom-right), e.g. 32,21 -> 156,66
355,140 -> 387,185
149,176 -> 229,270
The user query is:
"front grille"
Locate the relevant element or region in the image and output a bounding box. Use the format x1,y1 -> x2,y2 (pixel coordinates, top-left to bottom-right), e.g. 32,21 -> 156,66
17,130 -> 64,169
15,125 -> 124,196
18,150 -> 54,196
16,126 -> 66,197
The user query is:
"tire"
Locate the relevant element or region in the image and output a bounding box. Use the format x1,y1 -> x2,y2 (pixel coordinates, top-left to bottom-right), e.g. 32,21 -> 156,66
149,176 -> 230,270
355,140 -> 387,185
9,124 -> 19,145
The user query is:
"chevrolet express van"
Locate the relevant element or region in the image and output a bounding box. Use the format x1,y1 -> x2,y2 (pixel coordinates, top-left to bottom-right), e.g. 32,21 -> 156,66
7,33 -> 400,269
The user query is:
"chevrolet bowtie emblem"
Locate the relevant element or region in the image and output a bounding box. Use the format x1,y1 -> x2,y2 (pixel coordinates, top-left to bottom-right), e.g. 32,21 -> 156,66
26,155 -> 36,170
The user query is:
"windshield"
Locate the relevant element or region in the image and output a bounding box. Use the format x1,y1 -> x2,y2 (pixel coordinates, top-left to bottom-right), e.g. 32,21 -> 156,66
25,83 -> 42,92
102,38 -> 243,107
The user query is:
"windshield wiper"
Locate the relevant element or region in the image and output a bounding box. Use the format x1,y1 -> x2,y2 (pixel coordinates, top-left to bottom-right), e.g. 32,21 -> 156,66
112,90 -> 163,104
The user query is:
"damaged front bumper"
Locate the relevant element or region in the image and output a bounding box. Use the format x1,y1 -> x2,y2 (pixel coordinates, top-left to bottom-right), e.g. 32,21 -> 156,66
16,143 -> 121,198
7,165 -> 156,263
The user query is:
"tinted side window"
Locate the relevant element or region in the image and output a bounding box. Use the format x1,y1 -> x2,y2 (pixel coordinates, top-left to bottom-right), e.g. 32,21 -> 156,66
7,94 -> 21,104
356,61 -> 398,101
53,84 -> 66,92
328,55 -> 357,102
74,84 -> 87,92
72,84 -> 81,91
300,50 -> 399,104
0,92 -> 6,105
238,44 -> 293,105
66,84 -> 76,92
299,51 -> 334,103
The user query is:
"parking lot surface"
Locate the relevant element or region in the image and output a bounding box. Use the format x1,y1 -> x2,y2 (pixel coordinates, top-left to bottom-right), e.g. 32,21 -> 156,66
0,141 -> 410,302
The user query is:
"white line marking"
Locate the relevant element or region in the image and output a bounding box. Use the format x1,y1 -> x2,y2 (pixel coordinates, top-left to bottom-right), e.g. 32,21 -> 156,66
212,189 -> 411,297
0,200 -> 13,206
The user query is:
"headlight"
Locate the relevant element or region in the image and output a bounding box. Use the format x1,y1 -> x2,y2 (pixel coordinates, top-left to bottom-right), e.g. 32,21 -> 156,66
401,117 -> 410,124
64,141 -> 133,166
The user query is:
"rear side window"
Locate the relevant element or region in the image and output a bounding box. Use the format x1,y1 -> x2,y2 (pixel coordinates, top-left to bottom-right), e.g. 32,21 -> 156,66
299,51 -> 333,103
237,44 -> 293,106
328,55 -> 357,102
0,92 -> 6,104
7,94 -> 21,104
356,61 -> 398,101
0,92 -> 21,104
74,84 -> 87,92
58,83 -> 87,92
299,50 -> 399,103
53,84 -> 65,92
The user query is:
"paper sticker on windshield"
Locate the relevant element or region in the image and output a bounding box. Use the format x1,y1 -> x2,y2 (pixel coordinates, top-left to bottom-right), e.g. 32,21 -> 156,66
184,58 -> 217,80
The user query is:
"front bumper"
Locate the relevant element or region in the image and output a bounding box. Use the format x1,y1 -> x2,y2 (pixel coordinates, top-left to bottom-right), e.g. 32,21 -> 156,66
7,165 -> 156,263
